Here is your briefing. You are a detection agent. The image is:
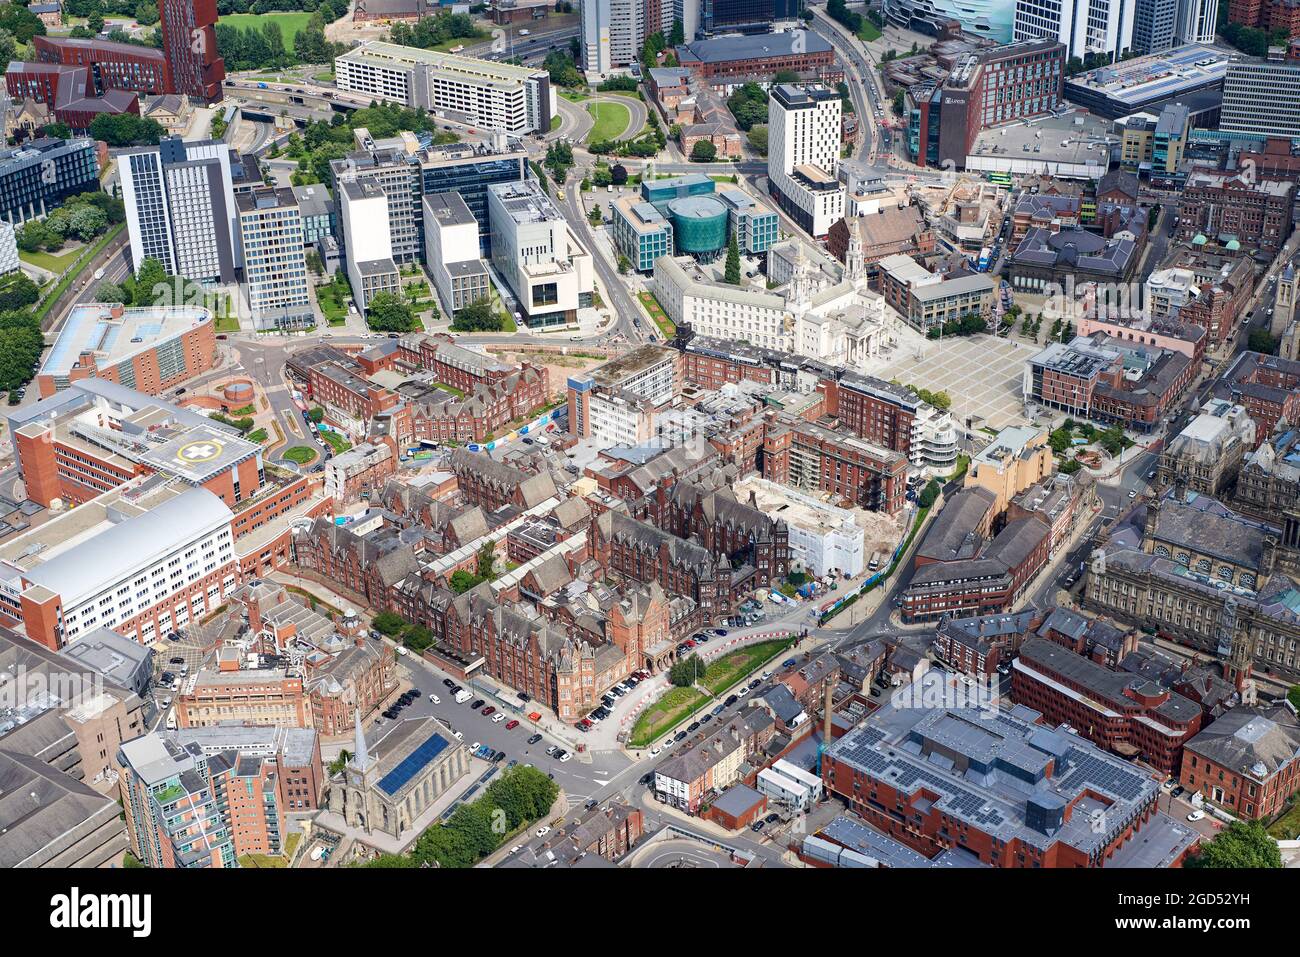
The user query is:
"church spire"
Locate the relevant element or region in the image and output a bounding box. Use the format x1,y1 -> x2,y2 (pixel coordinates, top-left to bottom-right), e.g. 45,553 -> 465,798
352,707 -> 370,771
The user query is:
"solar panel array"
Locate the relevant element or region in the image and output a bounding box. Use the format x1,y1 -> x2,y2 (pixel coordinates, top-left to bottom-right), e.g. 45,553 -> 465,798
1054,748 -> 1147,803
377,732 -> 450,796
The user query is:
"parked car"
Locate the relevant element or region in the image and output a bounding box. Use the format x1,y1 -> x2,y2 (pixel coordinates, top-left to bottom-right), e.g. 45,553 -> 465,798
481,705 -> 496,716
491,712 -> 506,723
442,678 -> 456,688
724,695 -> 738,707
1187,810 -> 1206,822
505,719 -> 519,730
558,751 -> 571,762
536,826 -> 551,838
470,699 -> 486,710
545,745 -> 558,756
528,733 -> 543,745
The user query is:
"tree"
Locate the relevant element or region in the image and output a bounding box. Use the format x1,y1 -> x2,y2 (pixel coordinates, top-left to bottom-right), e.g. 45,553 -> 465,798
0,273 -> 39,312
691,139 -> 717,162
365,292 -> 419,333
476,541 -> 496,581
448,569 -> 483,594
1248,329 -> 1279,355
451,298 -> 505,333
1099,424 -> 1126,457
371,611 -> 406,635
773,69 -> 798,84
611,163 -> 628,186
746,125 -> 768,156
307,407 -> 324,424
669,653 -> 704,688
95,281 -> 130,305
617,254 -> 632,275
669,18 -> 684,46
724,233 -> 741,285
89,112 -> 164,147
1187,821 -> 1282,868
588,203 -> 603,226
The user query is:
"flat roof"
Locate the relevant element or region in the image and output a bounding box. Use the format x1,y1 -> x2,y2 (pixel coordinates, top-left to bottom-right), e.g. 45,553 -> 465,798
338,39 -> 545,84
676,30 -> 831,65
137,422 -> 261,484
42,305 -> 212,380
1064,44 -> 1230,107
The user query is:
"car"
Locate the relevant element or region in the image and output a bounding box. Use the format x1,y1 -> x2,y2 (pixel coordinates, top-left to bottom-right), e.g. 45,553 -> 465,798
1171,785 -> 1185,798
545,745 -> 559,756
782,659 -> 797,668
451,729 -> 464,740
470,699 -> 486,710
711,705 -> 725,716
649,746 -> 661,756
505,719 -> 519,730
492,750 -> 506,763
699,714 -> 713,725
764,813 -> 781,825
481,705 -> 496,716
750,820 -> 766,832
674,731 -> 687,742
160,671 -> 175,684
1128,490 -> 1137,498
688,721 -> 701,732
166,632 -> 182,642
711,629 -> 728,637
724,695 -> 738,707
584,798 -> 599,810
430,694 -> 441,705
528,733 -> 543,745
694,633 -> 709,643
470,742 -> 481,753
760,670 -> 772,680
442,678 -> 455,688
1186,810 -> 1206,822
169,656 -> 185,665
558,751 -> 571,762
536,826 -> 551,838
507,759 -> 518,768
492,712 -> 506,723
508,845 -> 522,855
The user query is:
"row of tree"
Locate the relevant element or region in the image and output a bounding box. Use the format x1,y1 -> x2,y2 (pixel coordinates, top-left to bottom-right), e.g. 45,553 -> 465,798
17,191 -> 123,254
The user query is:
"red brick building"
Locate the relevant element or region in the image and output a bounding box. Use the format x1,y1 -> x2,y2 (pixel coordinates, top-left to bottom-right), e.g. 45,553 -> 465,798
1179,706 -> 1300,820
1175,170 -> 1295,260
1011,638 -> 1203,775
158,0 -> 225,102
1211,350 -> 1300,438
32,35 -> 171,95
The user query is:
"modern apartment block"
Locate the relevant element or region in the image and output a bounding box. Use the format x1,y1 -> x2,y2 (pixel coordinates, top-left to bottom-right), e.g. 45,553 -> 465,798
158,0 -> 225,102
119,136 -> 238,282
422,192 -> 490,313
580,0 -> 645,78
32,35 -> 171,96
118,734 -> 237,868
487,178 -> 594,329
1013,0 -> 1133,59
339,179 -> 401,313
236,187 -> 312,331
767,84 -> 845,239
334,41 -> 554,135
1220,57 -> 1300,142
329,127 -> 421,266
0,136 -> 99,224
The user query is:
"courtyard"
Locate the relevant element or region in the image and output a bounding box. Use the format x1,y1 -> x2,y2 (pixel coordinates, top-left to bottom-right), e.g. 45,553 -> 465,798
878,333 -> 1037,432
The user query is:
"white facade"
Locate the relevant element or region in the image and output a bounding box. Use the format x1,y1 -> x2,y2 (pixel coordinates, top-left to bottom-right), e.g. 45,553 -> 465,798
1013,0 -> 1135,59
1175,0 -> 1217,44
119,138 -> 238,283
768,85 -> 846,238
335,41 -> 555,134
654,255 -> 794,351
487,179 -> 593,328
0,220 -> 19,275
791,515 -> 865,578
581,0 -> 645,77
587,388 -> 653,449
757,759 -> 823,811
339,179 -> 398,312
238,189 -> 311,331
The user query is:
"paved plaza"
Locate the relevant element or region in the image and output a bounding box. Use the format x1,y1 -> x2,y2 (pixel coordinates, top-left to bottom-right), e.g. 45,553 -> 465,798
880,333 -> 1037,431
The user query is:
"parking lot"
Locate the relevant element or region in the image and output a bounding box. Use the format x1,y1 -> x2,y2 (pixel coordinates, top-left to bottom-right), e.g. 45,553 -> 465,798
879,333 -> 1036,431
375,649 -> 634,811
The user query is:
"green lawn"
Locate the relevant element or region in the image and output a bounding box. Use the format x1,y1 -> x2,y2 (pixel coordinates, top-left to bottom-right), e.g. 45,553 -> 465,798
214,313 -> 241,333
19,245 -> 85,273
282,446 -> 317,465
1268,800 -> 1300,840
699,638 -> 795,695
432,381 -> 466,398
550,114 -> 562,132
637,291 -> 675,338
858,21 -> 883,42
587,101 -> 631,142
628,686 -> 708,749
316,280 -> 349,326
320,430 -> 352,454
221,12 -> 314,52
560,90 -> 589,103
314,71 -> 335,83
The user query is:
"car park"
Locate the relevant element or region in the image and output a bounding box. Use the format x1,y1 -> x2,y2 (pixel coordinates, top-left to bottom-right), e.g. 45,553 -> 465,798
442,678 -> 456,688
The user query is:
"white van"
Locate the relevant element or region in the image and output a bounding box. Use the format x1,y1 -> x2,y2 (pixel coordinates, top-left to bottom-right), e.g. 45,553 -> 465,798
165,710 -> 177,731
454,689 -> 473,704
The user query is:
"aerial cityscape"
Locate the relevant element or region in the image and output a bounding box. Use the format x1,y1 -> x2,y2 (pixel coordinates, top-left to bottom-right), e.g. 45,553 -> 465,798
0,0 -> 1298,897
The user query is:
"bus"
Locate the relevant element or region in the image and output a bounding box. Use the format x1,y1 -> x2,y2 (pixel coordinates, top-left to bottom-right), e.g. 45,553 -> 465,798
977,247 -> 992,272
988,171 -> 1011,187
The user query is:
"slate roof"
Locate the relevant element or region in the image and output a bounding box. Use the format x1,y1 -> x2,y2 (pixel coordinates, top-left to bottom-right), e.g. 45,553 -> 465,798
1183,706 -> 1300,781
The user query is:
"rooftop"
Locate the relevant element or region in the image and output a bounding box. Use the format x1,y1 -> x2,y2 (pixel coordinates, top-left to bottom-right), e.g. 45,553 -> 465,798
41,304 -> 212,381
